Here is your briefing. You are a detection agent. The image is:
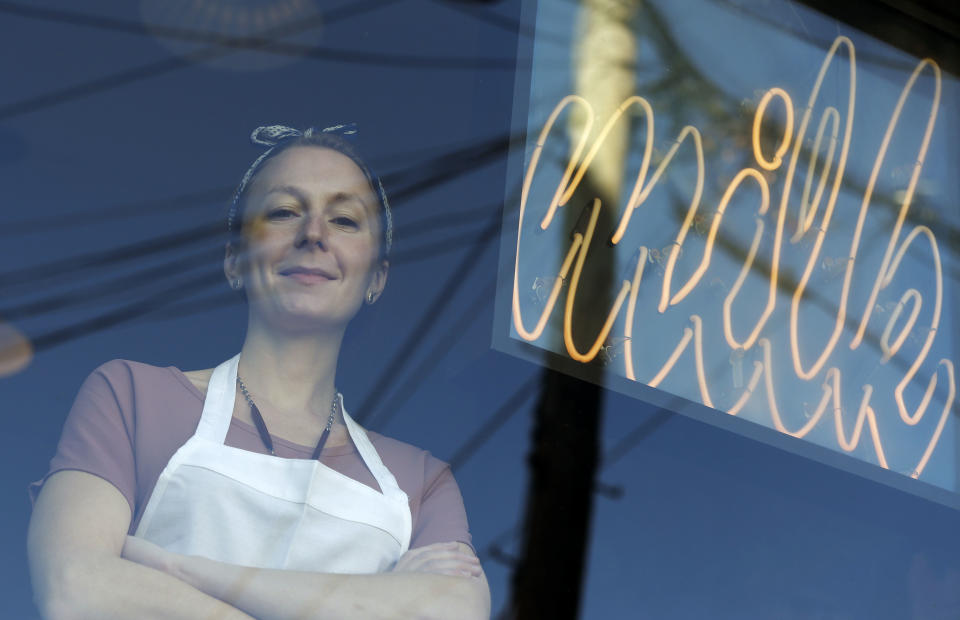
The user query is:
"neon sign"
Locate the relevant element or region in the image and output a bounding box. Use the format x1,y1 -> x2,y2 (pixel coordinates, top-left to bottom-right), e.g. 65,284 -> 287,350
503,30 -> 958,492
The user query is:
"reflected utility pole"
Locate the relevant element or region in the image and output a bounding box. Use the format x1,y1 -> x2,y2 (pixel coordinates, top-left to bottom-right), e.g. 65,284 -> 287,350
506,0 -> 639,617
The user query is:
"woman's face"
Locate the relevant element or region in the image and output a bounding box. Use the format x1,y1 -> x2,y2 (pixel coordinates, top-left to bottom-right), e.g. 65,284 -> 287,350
225,146 -> 387,331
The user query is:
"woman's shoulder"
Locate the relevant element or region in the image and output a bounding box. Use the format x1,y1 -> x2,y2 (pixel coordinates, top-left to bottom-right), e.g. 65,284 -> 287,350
86,358 -> 168,382
365,430 -> 452,476
365,429 -> 428,457
178,367 -> 213,394
86,359 -> 205,398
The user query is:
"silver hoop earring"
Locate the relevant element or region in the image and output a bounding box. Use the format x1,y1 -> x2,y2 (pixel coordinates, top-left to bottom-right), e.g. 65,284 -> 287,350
231,278 -> 243,290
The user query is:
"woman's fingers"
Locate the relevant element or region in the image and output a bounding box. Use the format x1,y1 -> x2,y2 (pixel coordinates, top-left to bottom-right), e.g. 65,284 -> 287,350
396,542 -> 462,566
392,542 -> 481,576
414,555 -> 481,577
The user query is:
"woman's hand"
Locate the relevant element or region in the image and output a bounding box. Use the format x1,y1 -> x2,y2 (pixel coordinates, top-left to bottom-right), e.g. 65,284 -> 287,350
122,535 -> 182,579
390,541 -> 482,578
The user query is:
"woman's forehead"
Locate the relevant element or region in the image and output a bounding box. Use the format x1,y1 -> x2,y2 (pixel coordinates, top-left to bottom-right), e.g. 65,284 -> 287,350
248,146 -> 376,204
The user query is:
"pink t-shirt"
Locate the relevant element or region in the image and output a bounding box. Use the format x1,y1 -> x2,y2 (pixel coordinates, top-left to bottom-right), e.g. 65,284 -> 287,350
29,359 -> 472,552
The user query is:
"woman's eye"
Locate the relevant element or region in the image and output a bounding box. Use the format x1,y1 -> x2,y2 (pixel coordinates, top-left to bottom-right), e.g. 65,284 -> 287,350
267,207 -> 297,219
333,216 -> 358,228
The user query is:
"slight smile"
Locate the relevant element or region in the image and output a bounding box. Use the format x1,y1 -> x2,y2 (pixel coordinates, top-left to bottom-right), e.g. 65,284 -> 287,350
278,267 -> 337,284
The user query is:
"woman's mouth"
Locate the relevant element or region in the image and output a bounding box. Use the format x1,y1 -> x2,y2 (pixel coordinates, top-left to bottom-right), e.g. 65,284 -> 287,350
279,267 -> 337,284
286,273 -> 331,284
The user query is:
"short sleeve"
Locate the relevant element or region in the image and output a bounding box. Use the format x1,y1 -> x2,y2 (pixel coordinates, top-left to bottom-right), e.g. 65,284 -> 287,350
28,361 -> 137,519
410,460 -> 474,553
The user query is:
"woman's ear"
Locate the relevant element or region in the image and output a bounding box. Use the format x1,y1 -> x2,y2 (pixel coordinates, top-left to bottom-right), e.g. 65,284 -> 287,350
366,259 -> 389,304
224,241 -> 243,288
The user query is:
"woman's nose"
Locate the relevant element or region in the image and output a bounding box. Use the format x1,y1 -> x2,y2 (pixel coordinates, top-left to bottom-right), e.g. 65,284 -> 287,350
295,214 -> 327,249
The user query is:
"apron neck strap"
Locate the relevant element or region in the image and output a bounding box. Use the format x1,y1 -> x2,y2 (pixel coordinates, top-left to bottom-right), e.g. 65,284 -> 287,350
195,353 -> 241,444
341,405 -> 404,495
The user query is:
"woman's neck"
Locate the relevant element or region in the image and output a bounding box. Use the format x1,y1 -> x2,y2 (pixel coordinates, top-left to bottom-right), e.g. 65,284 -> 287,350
236,315 -> 345,421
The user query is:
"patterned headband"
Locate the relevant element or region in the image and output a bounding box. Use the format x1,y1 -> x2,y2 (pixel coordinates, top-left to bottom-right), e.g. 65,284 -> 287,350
227,123 -> 393,256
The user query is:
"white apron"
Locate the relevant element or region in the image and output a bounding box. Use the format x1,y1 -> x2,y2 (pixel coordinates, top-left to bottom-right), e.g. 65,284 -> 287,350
133,354 -> 412,573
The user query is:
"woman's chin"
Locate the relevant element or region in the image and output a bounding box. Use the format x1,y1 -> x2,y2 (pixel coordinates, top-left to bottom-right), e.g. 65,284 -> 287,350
253,304 -> 356,333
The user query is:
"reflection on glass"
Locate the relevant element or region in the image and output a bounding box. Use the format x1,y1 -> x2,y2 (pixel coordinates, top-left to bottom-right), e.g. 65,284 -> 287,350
499,0 -> 960,496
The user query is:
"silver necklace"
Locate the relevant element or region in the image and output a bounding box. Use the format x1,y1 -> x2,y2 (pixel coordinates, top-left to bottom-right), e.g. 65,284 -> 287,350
236,375 -> 338,460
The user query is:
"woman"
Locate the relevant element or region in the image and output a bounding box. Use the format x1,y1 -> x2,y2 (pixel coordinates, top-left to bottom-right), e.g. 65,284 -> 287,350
27,124 -> 490,620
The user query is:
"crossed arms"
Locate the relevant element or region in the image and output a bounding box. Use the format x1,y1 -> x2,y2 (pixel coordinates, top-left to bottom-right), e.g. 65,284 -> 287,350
28,471 -> 490,620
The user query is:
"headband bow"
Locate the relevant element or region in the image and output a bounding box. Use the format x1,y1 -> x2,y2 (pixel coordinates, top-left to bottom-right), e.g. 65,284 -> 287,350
249,123 -> 359,147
